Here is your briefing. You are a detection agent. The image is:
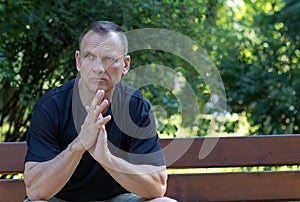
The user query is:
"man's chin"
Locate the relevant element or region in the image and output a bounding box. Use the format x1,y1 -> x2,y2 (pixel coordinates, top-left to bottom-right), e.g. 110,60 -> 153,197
94,85 -> 110,93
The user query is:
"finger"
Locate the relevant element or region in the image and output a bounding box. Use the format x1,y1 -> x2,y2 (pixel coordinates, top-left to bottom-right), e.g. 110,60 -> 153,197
94,99 -> 109,120
96,115 -> 111,127
90,89 -> 104,109
88,90 -> 104,120
85,105 -> 90,113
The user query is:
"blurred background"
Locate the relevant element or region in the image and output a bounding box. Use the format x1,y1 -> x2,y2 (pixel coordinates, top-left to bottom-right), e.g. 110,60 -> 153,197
0,0 -> 299,142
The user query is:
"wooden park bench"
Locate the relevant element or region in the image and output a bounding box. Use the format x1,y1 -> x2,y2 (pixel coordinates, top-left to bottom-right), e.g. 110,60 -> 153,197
1,135 -> 300,201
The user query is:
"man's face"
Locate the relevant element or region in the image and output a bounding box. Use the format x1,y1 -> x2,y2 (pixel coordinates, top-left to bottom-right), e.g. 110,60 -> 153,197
76,31 -> 130,95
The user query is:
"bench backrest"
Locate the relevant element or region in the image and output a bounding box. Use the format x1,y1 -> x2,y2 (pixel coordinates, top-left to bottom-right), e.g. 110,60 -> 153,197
0,142 -> 27,202
1,135 -> 300,201
161,135 -> 300,201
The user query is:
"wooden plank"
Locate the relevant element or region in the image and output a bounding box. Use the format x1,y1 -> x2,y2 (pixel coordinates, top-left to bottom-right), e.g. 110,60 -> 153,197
0,179 -> 26,202
166,171 -> 300,201
2,173 -> 300,202
0,142 -> 27,173
1,137 -> 300,201
160,135 -> 300,168
3,135 -> 300,172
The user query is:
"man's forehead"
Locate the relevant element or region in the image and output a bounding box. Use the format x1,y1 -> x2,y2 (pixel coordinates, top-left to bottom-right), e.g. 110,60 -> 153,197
81,31 -> 122,53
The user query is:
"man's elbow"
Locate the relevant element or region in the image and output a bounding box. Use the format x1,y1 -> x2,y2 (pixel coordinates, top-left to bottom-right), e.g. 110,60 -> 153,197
146,182 -> 167,199
148,173 -> 168,199
158,170 -> 168,196
157,182 -> 167,197
25,188 -> 44,201
24,179 -> 49,201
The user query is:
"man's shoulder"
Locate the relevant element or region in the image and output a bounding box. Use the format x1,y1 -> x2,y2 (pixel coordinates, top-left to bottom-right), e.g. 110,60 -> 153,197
115,82 -> 144,100
35,78 -> 76,108
113,82 -> 151,113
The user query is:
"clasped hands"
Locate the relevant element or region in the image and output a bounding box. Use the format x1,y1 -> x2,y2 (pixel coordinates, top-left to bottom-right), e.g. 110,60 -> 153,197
78,90 -> 111,157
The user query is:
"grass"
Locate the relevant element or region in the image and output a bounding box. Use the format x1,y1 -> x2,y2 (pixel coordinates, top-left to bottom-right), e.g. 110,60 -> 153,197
167,165 -> 300,175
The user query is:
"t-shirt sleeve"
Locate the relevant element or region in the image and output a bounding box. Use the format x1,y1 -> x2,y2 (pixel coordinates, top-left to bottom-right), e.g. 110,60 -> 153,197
127,92 -> 166,166
25,102 -> 62,163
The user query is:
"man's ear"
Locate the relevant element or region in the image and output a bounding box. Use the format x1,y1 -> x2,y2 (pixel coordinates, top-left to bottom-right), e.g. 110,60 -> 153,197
75,50 -> 81,71
122,55 -> 130,75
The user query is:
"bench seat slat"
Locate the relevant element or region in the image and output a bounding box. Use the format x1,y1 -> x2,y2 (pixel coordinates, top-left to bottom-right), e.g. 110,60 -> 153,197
1,172 -> 300,202
166,171 -> 300,201
0,179 -> 26,202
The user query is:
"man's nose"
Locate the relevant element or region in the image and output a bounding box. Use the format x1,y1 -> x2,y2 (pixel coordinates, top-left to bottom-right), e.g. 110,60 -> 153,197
94,58 -> 106,73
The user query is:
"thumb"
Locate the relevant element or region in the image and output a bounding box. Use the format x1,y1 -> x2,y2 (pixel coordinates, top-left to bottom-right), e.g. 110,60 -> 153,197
85,105 -> 90,112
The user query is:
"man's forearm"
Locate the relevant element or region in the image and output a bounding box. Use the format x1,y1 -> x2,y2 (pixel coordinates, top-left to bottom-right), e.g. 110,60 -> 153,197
90,147 -> 167,199
104,157 -> 168,199
24,137 -> 85,200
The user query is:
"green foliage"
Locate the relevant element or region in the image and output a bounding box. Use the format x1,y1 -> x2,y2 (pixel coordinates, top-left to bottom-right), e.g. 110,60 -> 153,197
0,0 -> 299,141
221,0 -> 300,134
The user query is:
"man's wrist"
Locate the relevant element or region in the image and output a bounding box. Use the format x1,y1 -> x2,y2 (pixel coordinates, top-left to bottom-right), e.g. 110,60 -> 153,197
69,137 -> 86,155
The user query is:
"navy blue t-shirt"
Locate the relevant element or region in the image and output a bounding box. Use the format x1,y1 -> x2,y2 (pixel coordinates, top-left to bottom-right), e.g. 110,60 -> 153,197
25,78 -> 165,201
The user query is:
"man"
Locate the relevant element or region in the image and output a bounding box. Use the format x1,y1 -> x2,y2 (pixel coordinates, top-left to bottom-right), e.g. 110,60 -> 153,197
24,21 -> 176,202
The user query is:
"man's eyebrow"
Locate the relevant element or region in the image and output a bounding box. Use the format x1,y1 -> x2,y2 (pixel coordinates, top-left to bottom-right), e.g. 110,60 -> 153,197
81,48 -> 95,55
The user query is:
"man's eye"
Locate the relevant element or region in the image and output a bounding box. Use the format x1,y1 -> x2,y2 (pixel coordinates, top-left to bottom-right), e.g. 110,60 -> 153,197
103,57 -> 114,63
102,57 -> 115,65
86,53 -> 95,60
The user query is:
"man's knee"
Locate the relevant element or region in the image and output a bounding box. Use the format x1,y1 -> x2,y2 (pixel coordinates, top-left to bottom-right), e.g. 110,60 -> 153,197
147,197 -> 178,202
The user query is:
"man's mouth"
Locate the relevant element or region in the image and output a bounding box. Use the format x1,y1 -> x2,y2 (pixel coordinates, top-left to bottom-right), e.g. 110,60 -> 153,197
92,78 -> 105,82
